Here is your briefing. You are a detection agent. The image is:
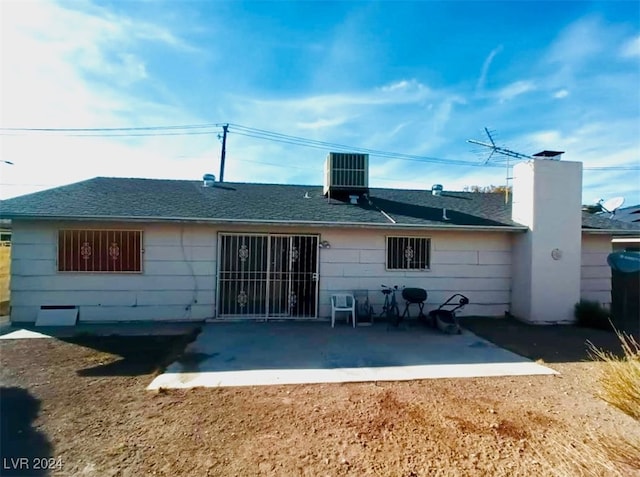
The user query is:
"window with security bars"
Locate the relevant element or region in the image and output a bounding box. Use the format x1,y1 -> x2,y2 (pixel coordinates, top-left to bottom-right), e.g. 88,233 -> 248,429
386,236 -> 431,270
58,230 -> 142,273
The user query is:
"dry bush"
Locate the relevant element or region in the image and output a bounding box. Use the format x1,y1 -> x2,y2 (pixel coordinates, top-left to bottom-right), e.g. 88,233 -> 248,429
537,430 -> 640,477
588,330 -> 640,421
537,330 -> 640,476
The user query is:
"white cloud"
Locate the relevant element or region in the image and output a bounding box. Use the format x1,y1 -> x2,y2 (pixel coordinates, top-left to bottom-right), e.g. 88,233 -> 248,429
526,130 -> 563,148
546,17 -> 606,65
380,80 -> 428,94
0,133 -> 220,195
1,0 -> 194,128
476,45 -> 503,93
515,121 -> 640,203
225,78 -> 467,169
296,118 -> 348,130
620,35 -> 640,58
0,0 -> 207,199
229,79 -> 439,138
1,3 -> 638,208
495,80 -> 536,103
381,80 -> 411,92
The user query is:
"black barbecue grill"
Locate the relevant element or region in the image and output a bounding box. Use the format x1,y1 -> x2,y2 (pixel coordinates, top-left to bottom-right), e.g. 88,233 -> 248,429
400,287 -> 428,322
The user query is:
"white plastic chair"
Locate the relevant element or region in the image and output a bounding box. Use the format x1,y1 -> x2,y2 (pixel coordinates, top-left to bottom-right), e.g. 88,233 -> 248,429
331,294 -> 356,328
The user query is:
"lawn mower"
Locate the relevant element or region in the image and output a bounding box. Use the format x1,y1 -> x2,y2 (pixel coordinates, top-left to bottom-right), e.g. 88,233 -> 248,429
428,294 -> 469,334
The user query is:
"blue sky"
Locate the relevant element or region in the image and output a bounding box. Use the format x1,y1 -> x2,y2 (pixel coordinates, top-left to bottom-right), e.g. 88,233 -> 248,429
1,0 -> 639,206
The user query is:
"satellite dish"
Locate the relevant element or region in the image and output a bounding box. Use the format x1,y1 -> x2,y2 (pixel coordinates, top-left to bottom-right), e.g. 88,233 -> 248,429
607,251 -> 640,273
598,196 -> 625,217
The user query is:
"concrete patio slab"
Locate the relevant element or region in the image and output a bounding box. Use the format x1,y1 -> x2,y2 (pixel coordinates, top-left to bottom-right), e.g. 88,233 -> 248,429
148,322 -> 557,389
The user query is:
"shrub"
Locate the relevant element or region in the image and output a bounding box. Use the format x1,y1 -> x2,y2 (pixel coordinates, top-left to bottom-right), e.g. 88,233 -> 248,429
537,429 -> 640,477
574,300 -> 612,331
588,330 -> 640,421
537,332 -> 640,476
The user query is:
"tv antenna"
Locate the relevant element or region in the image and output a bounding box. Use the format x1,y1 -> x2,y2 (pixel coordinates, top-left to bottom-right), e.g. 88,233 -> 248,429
467,128 -> 532,203
468,127 -> 533,163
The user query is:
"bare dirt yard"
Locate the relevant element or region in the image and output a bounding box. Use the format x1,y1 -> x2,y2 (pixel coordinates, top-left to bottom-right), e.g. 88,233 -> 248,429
1,317 -> 639,477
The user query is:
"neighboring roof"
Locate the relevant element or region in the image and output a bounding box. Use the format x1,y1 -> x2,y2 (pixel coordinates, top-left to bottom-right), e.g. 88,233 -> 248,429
612,204 -> 640,223
581,211 -> 640,233
0,177 -> 638,233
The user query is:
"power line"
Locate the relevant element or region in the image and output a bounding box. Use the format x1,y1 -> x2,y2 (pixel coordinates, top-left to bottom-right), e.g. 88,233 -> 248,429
230,125 -> 640,171
235,158 -> 315,171
1,121 -> 638,171
0,123 -> 223,132
0,183 -> 56,188
17,131 -> 216,138
584,166 -> 640,171
0,121 -> 500,168
229,124 -> 500,168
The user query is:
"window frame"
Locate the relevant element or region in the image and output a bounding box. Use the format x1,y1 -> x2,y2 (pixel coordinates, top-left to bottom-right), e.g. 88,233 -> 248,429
385,236 -> 431,271
57,229 -> 143,274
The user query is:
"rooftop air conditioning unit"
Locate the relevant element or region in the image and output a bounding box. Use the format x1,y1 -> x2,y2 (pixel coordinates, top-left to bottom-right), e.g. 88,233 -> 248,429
323,152 -> 369,197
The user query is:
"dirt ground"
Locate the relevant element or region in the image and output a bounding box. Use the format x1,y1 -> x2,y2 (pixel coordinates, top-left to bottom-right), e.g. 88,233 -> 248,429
1,318 -> 639,477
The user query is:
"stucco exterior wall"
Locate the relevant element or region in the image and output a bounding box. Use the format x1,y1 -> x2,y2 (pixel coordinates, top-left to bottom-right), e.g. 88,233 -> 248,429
10,220 -> 513,322
10,221 -> 216,322
510,160 -> 583,324
510,231 -> 532,321
581,233 -> 612,308
316,228 -> 512,318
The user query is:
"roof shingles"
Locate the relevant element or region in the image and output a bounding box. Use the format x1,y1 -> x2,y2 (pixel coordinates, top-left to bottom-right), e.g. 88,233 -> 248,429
1,177 -> 638,232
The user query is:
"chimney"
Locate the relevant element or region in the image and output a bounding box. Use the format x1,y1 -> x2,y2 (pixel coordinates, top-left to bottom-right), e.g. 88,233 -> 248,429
510,158 -> 583,324
532,150 -> 564,160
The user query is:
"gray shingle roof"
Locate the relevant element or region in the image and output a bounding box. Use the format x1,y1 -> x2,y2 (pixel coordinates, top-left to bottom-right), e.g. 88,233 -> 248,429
581,210 -> 640,231
612,205 -> 640,223
1,177 -> 638,232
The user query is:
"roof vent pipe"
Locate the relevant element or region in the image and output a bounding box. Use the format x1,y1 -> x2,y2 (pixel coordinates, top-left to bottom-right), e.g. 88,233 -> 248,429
203,174 -> 216,187
432,184 -> 443,196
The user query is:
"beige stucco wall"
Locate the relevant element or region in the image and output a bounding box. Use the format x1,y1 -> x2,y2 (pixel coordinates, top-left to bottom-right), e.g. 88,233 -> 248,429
10,220 -> 514,322
581,233 -> 612,308
316,228 -> 512,318
10,221 -> 216,322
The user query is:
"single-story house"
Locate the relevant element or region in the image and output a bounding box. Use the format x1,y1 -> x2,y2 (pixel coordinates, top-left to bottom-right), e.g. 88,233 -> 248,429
1,153 -> 638,325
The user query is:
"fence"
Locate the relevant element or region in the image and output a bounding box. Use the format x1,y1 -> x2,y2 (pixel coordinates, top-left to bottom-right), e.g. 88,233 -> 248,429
0,243 -> 10,315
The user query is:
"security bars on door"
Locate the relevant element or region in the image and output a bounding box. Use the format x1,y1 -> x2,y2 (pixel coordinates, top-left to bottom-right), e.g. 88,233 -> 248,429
217,234 -> 319,318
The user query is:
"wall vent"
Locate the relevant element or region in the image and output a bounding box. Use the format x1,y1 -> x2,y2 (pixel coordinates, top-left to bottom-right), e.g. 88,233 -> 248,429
323,152 -> 369,196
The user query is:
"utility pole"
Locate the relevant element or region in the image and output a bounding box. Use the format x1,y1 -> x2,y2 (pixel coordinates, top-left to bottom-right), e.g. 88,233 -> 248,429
219,124 -> 228,182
